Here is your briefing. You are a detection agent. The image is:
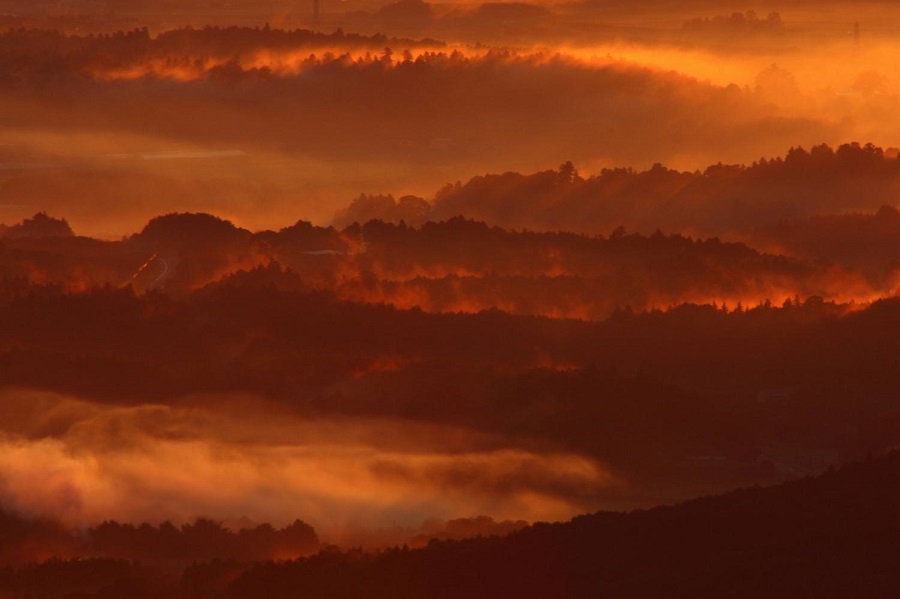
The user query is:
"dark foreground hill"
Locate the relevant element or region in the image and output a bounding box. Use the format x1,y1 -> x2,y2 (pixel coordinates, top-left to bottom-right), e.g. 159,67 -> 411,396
222,451 -> 900,598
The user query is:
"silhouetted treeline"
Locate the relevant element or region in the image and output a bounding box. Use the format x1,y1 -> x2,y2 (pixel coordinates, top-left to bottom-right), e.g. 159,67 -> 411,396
683,10 -> 783,32
90,518 -> 318,562
0,211 -> 72,239
0,509 -> 318,566
0,210 -> 876,318
328,216 -> 833,319
749,204 -> 900,284
335,143 -> 900,237
408,516 -> 527,547
0,26 -> 440,81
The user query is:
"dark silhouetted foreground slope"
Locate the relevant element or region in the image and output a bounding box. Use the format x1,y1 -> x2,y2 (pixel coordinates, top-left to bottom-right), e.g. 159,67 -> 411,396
221,451 -> 900,598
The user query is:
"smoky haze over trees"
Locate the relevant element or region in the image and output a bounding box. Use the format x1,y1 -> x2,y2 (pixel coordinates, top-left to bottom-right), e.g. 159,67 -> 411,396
2,2 -> 900,597
334,143 -> 900,237
2,21 -> 899,236
3,206 -> 900,523
5,452 -> 900,597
